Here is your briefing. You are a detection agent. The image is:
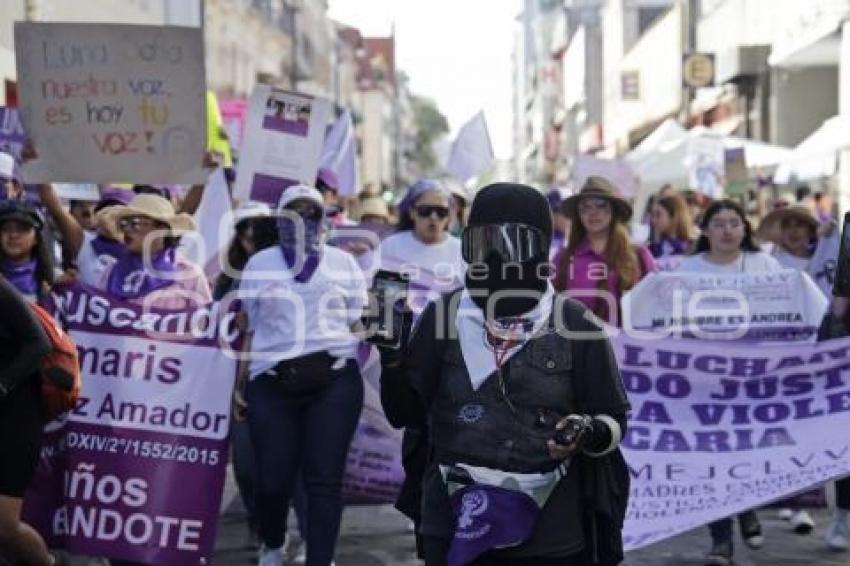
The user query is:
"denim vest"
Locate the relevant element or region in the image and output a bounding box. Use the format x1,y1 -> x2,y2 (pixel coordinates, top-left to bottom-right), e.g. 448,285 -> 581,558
430,329 -> 578,474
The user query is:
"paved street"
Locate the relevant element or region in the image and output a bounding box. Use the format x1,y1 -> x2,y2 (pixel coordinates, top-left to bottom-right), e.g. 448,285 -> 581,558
214,467 -> 850,565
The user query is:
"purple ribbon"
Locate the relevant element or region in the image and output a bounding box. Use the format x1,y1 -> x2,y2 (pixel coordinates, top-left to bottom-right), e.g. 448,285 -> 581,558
106,247 -> 177,299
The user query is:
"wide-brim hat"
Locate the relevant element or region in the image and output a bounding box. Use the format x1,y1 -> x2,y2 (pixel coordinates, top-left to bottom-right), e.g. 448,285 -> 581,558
101,193 -> 196,234
757,205 -> 819,243
561,176 -> 632,222
357,197 -> 390,222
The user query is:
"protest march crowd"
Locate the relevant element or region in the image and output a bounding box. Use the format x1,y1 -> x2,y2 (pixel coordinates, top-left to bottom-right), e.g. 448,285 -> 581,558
3,19 -> 850,566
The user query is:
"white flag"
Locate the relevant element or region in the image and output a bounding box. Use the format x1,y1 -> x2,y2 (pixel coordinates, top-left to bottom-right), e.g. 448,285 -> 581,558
446,111 -> 495,182
320,109 -> 360,196
183,168 -> 233,280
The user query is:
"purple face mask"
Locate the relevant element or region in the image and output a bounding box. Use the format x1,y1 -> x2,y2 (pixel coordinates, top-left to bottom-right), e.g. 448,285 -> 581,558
106,247 -> 177,299
278,212 -> 323,283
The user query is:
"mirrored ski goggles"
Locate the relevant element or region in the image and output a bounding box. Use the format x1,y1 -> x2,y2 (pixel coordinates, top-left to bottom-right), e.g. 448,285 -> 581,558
462,223 -> 546,264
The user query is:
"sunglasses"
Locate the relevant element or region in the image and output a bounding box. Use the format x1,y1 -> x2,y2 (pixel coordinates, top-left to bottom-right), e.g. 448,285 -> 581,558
118,216 -> 159,232
414,205 -> 450,219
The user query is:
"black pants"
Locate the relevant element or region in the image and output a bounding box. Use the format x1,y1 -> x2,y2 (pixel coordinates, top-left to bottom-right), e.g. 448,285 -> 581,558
838,477 -> 850,510
247,360 -> 363,565
422,538 -> 585,566
0,376 -> 44,497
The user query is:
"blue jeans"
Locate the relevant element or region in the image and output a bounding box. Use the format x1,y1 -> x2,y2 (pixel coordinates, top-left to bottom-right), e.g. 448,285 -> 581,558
247,359 -> 363,566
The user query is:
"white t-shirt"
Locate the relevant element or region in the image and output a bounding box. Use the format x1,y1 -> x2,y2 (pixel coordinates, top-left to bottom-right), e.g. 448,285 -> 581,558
376,231 -> 465,313
772,248 -> 811,272
239,245 -> 368,379
76,232 -> 115,286
676,251 -> 782,274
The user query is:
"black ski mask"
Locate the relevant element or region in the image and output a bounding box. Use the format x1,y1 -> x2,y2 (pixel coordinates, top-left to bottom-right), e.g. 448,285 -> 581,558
463,183 -> 553,319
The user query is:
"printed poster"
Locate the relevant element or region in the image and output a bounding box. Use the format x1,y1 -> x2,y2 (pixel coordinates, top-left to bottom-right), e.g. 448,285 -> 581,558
235,87 -> 331,206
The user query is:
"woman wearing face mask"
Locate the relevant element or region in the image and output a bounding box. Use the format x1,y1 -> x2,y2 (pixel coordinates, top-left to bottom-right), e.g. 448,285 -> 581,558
0,201 -> 54,302
553,176 -> 655,326
95,193 -> 211,309
648,194 -> 694,258
378,179 -> 465,313
676,199 -> 780,566
379,183 -> 630,565
236,185 -> 367,566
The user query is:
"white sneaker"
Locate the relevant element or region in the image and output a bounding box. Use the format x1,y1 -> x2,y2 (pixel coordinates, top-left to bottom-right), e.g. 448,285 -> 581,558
826,511 -> 850,551
282,533 -> 304,564
791,510 -> 815,535
777,507 -> 793,521
258,545 -> 284,566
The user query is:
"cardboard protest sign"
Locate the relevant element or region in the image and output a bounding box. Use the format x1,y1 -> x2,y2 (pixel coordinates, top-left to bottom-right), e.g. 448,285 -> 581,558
235,87 -> 331,205
54,183 -> 100,201
14,22 -> 207,184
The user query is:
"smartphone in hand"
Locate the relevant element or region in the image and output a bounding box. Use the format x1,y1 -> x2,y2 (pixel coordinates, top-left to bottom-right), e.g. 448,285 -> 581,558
365,270 -> 410,349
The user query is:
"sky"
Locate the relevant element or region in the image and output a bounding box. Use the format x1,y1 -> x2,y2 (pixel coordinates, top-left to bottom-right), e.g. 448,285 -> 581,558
327,0 -> 523,159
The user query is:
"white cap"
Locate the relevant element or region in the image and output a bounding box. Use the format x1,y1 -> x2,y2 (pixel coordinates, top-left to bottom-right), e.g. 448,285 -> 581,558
234,201 -> 271,224
0,152 -> 15,180
276,184 -> 324,211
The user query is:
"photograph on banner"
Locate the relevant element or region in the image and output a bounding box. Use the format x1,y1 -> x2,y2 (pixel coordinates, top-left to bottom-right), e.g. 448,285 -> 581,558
235,87 -> 331,205
13,22 -> 207,185
21,283 -> 240,566
622,270 -> 828,341
0,106 -> 27,161
686,134 -> 725,198
616,333 -> 850,550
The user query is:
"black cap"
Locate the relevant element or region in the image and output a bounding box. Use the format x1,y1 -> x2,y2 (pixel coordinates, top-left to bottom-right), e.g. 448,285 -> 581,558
0,200 -> 44,231
467,183 -> 553,247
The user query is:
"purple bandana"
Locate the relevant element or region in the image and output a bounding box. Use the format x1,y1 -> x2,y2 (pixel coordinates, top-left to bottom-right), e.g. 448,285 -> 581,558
448,484 -> 540,566
278,216 -> 322,283
0,257 -> 38,296
89,234 -> 125,260
106,247 -> 177,299
649,236 -> 689,258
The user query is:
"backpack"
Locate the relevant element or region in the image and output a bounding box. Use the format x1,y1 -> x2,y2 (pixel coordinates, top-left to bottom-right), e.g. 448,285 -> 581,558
29,303 -> 81,420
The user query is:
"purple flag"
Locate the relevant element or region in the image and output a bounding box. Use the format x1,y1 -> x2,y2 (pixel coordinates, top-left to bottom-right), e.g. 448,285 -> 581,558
448,484 -> 539,565
319,110 -> 360,197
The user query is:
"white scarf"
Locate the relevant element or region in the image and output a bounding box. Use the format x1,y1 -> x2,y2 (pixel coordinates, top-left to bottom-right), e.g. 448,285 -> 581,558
455,283 -> 555,391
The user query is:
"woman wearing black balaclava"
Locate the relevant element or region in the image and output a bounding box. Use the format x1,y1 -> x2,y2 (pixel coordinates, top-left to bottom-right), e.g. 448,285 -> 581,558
378,183 -> 631,565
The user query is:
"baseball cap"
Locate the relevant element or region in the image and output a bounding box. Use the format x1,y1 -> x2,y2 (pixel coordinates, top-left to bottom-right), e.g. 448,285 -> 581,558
276,184 -> 324,211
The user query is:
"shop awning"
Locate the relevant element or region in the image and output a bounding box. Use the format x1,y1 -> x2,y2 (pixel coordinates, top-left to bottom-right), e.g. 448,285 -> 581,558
773,115 -> 850,183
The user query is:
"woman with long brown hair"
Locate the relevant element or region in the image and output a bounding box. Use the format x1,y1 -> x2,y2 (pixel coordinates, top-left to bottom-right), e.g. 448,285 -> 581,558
648,194 -> 695,258
552,176 -> 655,325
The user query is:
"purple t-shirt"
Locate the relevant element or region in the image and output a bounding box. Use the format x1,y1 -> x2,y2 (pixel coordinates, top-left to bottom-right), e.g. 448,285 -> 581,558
553,239 -> 656,325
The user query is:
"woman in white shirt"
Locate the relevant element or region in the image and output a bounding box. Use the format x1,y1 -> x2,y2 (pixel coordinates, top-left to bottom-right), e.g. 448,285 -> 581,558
236,185 -> 366,566
677,199 -> 778,566
677,199 -> 781,275
377,179 -> 465,314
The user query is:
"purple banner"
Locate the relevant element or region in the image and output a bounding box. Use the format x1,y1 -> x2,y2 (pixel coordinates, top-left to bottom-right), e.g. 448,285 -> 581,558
23,284 -> 240,565
0,106 -> 26,161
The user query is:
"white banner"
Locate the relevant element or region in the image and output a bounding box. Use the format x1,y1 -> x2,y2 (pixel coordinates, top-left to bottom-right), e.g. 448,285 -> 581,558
622,270 -> 828,341
618,333 -> 850,549
14,22 -> 207,184
235,87 -> 331,206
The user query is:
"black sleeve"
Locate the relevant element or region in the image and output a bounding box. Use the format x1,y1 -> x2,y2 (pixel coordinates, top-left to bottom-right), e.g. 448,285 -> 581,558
380,298 -> 445,429
565,299 -> 631,416
0,277 -> 51,395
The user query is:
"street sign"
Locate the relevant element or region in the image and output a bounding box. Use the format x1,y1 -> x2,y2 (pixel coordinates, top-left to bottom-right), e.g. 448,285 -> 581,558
682,52 -> 715,89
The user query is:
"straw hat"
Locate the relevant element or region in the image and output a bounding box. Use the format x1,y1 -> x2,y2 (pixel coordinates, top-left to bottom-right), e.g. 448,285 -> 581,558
561,176 -> 632,222
757,205 -> 818,243
102,193 -> 196,234
357,197 -> 390,222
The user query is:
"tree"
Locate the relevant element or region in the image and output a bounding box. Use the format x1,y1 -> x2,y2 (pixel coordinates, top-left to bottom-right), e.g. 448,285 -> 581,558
411,95 -> 449,175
